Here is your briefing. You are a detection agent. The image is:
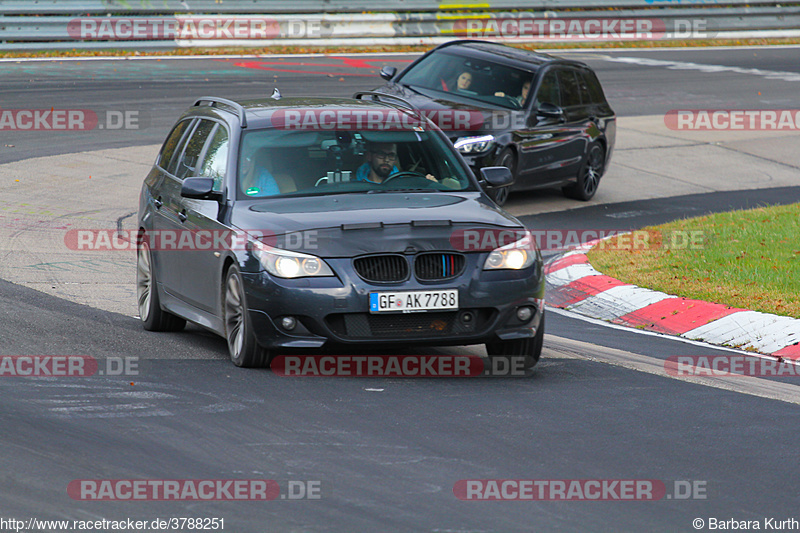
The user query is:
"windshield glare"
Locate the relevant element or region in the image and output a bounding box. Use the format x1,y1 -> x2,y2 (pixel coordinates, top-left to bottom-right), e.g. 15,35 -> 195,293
400,51 -> 536,110
237,128 -> 475,199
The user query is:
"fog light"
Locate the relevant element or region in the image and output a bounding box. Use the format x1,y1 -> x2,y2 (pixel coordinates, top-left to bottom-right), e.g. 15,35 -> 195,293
516,307 -> 533,322
460,311 -> 474,324
281,316 -> 297,331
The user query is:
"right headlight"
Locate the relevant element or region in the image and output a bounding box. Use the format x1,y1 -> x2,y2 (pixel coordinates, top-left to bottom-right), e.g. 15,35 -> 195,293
454,135 -> 495,154
483,231 -> 537,271
251,240 -> 334,278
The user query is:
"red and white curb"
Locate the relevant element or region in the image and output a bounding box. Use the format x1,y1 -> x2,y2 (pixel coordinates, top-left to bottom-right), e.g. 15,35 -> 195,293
544,241 -> 800,361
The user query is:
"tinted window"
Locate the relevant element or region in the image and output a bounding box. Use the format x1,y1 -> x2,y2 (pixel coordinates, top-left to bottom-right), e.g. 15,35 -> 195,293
175,119 -> 215,180
399,50 -> 537,110
158,119 -> 192,174
581,70 -> 606,105
533,70 -> 559,108
557,70 -> 581,108
199,124 -> 229,192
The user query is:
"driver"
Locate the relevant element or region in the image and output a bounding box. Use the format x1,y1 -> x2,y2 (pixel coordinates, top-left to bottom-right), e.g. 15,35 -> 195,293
356,142 -> 436,184
495,79 -> 532,106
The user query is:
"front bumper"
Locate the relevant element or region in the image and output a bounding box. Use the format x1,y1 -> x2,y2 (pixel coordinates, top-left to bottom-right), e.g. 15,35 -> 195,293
241,254 -> 544,350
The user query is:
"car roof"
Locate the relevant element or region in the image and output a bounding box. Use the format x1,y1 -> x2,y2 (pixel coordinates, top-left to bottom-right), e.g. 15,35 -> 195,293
189,96 -> 432,131
431,40 -> 586,71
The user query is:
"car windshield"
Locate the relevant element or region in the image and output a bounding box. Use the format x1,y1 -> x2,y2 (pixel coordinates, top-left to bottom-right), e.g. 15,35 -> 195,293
399,50 -> 536,110
237,126 -> 476,199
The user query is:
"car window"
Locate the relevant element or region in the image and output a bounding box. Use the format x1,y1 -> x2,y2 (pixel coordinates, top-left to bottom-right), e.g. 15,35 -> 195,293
198,124 -> 229,192
399,50 -> 537,110
237,128 -> 475,199
581,70 -> 607,105
557,70 -> 582,108
157,119 -> 193,174
175,119 -> 216,180
533,70 -> 560,108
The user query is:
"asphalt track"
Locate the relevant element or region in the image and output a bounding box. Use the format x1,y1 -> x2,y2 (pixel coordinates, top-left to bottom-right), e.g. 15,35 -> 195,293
1,47 -> 800,532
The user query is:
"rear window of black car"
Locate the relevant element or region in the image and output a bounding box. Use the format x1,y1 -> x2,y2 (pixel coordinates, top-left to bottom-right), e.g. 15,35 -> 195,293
580,70 -> 607,105
157,119 -> 192,173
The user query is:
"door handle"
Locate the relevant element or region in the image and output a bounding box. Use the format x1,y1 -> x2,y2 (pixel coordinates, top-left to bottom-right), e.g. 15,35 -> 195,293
154,197 -> 163,209
178,210 -> 187,223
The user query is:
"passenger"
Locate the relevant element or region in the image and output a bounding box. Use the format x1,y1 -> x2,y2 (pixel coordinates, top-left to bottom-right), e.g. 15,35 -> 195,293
456,71 -> 473,92
240,148 -> 280,196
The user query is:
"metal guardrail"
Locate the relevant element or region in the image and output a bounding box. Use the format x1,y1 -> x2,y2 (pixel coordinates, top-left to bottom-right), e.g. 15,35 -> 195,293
1,1 -> 799,50
0,1 -> 793,14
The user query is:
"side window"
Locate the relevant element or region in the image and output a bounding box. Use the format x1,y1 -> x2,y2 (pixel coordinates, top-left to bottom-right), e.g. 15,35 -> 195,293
581,70 -> 607,105
158,119 -> 192,174
175,119 -> 216,180
199,124 -> 229,192
557,70 -> 582,108
533,70 -> 559,108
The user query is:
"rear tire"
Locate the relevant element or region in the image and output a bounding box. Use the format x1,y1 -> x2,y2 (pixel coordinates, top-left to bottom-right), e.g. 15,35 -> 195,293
488,149 -> 515,207
137,239 -> 186,332
563,142 -> 604,201
224,265 -> 270,368
485,311 -> 544,370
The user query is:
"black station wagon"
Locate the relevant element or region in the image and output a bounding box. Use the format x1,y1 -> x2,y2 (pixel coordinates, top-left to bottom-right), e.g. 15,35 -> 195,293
137,94 -> 545,368
374,40 -> 616,205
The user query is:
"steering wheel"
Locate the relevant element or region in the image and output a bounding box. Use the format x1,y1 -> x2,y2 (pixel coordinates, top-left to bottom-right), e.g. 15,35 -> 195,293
381,171 -> 436,186
500,95 -> 522,109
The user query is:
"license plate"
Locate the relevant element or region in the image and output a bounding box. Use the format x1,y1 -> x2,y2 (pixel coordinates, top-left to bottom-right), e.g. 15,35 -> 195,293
369,289 -> 458,313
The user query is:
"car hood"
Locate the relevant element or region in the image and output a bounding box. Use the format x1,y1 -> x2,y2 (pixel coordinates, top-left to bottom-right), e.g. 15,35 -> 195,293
231,192 -> 523,257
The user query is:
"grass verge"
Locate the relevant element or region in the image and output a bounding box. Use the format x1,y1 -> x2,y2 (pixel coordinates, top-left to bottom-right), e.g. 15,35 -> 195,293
586,203 -> 800,318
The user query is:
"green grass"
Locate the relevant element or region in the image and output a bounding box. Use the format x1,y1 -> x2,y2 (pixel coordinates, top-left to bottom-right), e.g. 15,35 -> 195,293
587,203 -> 800,318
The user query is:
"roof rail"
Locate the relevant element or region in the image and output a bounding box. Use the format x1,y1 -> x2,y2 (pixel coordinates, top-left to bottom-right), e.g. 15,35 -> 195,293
193,96 -> 247,128
352,91 -> 416,112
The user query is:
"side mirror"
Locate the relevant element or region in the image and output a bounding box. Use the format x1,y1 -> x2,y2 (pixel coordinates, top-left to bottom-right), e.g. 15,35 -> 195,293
480,166 -> 514,189
537,102 -> 566,120
181,177 -> 222,201
380,66 -> 397,81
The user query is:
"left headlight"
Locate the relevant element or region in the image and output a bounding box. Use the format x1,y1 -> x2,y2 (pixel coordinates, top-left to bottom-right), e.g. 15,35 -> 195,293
251,241 -> 334,278
483,231 -> 537,271
454,135 -> 495,154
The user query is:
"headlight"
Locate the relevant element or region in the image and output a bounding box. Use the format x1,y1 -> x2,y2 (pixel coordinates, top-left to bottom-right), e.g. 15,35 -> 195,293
454,135 -> 495,154
483,231 -> 537,271
251,241 -> 334,278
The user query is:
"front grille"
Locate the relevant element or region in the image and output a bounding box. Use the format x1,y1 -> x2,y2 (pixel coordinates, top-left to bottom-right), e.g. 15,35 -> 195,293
353,254 -> 409,283
415,253 -> 466,281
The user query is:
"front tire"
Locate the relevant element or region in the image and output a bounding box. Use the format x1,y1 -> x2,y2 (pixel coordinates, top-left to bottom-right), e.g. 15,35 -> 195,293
563,142 -> 604,201
224,265 -> 270,368
137,239 -> 186,332
485,311 -> 544,370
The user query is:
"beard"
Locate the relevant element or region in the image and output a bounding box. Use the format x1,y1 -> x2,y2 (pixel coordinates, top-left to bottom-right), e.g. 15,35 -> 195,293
374,163 -> 393,179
